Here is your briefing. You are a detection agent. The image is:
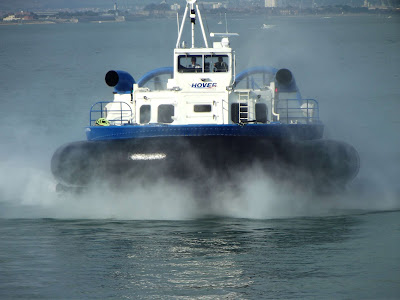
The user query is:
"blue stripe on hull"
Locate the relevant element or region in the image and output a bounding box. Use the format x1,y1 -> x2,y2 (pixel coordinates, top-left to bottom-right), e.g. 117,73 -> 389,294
86,123 -> 324,141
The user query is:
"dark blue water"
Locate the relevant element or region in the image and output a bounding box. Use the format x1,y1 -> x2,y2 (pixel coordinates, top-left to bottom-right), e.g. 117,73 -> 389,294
1,213 -> 400,299
0,15 -> 400,299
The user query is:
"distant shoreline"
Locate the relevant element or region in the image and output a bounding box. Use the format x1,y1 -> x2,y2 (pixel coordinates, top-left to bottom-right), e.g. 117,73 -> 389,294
0,12 -> 396,26
0,21 -> 57,25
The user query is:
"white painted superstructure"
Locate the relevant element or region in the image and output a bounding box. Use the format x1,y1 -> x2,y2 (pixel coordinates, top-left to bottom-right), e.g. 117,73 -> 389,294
100,0 -> 317,128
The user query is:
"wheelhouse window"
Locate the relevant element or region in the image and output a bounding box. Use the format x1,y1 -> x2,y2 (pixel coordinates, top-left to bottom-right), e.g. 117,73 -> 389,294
205,55 -> 229,72
140,105 -> 151,124
158,104 -> 174,123
178,55 -> 203,73
177,55 -> 229,73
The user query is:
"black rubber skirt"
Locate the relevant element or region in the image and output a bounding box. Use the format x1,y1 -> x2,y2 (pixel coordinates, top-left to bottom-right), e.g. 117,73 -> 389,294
51,136 -> 359,191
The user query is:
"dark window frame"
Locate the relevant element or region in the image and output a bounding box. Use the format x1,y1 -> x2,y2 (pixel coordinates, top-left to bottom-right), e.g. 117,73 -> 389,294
140,105 -> 151,124
177,54 -> 229,73
255,103 -> 268,123
194,104 -> 212,113
178,55 -> 203,73
206,54 -> 229,73
157,104 -> 174,123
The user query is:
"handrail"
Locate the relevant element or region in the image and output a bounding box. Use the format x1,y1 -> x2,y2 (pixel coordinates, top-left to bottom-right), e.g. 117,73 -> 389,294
89,101 -> 133,126
275,98 -> 319,124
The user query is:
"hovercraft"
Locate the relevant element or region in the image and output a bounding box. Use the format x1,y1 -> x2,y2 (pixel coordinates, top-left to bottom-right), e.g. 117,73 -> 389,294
51,0 -> 359,192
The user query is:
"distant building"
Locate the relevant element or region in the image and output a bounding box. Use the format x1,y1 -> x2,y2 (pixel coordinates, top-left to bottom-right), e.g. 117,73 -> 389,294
114,2 -> 119,17
212,2 -> 223,9
171,3 -> 181,11
200,2 -> 227,9
34,11 -> 58,17
22,15 -> 34,21
265,0 -> 277,7
3,11 -> 34,22
3,15 -> 20,21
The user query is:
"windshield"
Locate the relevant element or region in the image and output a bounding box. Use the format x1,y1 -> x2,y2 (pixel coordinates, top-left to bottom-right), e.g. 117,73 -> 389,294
178,55 -> 229,73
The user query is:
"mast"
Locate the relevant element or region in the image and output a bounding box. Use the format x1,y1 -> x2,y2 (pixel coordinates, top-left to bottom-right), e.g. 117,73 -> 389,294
175,0 -> 208,49
190,1 -> 195,47
196,3 -> 208,48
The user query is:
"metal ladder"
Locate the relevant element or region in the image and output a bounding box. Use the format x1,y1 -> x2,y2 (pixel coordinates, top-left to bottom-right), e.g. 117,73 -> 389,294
238,91 -> 250,123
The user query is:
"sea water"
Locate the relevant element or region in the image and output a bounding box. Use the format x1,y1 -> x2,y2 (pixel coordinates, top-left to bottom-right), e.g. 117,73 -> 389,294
0,15 -> 399,299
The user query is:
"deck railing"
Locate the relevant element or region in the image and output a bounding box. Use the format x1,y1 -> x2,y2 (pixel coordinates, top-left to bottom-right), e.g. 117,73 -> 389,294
89,101 -> 133,126
275,98 -> 320,124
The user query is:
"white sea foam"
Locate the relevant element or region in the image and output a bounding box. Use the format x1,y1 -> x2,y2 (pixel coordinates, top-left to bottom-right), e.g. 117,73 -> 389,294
0,156 -> 398,220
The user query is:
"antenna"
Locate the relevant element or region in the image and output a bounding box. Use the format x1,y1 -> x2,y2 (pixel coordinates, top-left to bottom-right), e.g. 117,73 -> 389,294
210,33 -> 239,37
210,12 -> 239,40
225,13 -> 228,33
176,12 -> 180,36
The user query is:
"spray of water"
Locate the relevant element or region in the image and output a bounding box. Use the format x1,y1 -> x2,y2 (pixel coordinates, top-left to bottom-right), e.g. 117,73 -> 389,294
0,148 -> 398,220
